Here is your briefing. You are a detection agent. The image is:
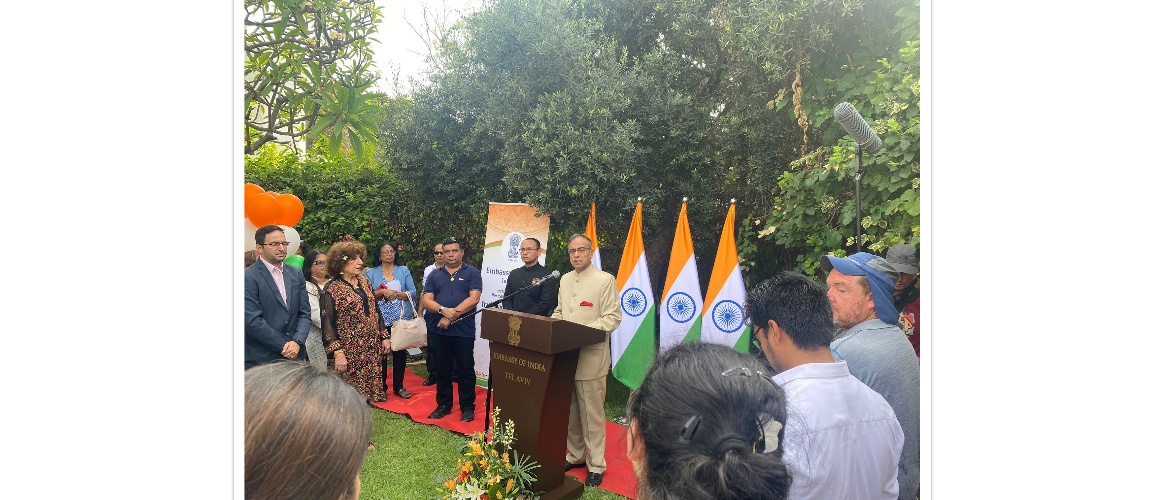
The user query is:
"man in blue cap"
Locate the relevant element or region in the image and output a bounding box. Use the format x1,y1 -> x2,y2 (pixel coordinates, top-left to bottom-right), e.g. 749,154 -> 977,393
821,252 -> 920,500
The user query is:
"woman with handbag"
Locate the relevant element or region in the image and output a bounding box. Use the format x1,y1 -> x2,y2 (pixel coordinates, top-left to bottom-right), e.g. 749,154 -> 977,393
366,241 -> 419,399
321,241 -> 392,405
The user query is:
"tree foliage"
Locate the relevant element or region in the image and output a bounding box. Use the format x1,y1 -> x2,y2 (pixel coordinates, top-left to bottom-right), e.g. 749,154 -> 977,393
244,0 -> 385,155
374,0 -> 919,293
741,0 -> 920,278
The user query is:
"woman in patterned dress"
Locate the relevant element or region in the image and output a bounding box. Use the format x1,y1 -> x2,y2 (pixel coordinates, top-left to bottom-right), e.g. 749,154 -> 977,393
321,241 -> 392,403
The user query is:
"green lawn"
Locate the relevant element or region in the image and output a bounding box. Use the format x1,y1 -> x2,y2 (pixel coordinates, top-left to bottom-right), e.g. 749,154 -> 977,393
358,364 -> 631,500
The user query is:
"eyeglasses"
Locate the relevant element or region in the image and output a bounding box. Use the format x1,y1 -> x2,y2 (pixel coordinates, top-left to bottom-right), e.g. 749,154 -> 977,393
312,260 -> 326,266
748,324 -> 763,355
433,251 -> 442,255
263,242 -> 291,248
520,247 -> 539,252
568,246 -> 590,255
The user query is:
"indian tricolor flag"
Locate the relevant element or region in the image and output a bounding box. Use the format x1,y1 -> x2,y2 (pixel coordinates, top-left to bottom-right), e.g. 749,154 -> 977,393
701,200 -> 750,352
584,202 -> 602,270
660,198 -> 703,352
611,199 -> 655,389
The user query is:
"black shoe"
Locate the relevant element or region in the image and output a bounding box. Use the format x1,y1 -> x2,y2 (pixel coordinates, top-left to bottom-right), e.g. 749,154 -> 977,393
585,472 -> 603,487
422,377 -> 436,386
427,405 -> 452,419
460,409 -> 475,422
565,460 -> 586,472
395,387 -> 412,399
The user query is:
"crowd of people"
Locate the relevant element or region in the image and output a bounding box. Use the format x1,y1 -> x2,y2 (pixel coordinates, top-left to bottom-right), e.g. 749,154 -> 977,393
244,222 -> 922,499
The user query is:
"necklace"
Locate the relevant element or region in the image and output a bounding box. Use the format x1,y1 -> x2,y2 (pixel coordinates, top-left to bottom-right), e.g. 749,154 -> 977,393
449,268 -> 458,281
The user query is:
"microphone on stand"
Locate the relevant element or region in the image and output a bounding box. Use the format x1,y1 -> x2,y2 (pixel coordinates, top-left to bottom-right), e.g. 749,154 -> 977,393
449,270 -> 562,325
833,102 -> 883,154
833,102 -> 884,255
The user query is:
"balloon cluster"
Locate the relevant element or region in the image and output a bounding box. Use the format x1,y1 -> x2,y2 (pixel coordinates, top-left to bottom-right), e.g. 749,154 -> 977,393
244,183 -> 307,268
244,183 -> 304,227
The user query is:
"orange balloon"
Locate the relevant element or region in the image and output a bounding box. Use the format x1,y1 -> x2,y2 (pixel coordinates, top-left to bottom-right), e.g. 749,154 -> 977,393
247,192 -> 281,227
244,183 -> 264,200
275,193 -> 305,227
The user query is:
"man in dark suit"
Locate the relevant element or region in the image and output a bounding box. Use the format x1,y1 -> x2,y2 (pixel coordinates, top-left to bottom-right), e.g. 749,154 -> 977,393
245,224 -> 312,369
500,237 -> 557,316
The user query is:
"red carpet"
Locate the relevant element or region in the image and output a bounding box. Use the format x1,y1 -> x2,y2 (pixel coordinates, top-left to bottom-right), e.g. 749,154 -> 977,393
371,370 -> 637,499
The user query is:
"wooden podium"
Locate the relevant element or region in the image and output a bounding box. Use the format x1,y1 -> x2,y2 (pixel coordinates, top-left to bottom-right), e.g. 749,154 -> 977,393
480,308 -> 606,500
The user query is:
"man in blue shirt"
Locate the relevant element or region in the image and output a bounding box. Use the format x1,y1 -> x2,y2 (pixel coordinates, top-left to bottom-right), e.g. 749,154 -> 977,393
821,252 -> 920,500
421,237 -> 484,422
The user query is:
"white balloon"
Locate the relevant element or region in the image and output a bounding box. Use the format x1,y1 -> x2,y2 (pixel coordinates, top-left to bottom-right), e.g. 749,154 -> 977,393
279,225 -> 302,255
244,219 -> 258,252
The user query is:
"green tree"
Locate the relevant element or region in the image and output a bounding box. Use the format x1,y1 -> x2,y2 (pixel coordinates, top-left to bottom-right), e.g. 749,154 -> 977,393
744,0 -> 920,277
376,0 -> 920,290
245,0 -> 384,155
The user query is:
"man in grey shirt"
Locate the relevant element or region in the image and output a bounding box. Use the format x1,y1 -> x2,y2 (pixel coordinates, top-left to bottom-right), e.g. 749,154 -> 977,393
821,252 -> 920,500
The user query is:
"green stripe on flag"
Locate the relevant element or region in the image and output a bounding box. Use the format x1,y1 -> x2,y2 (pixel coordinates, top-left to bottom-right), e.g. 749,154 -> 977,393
732,326 -> 751,354
613,305 -> 657,389
680,318 -> 703,344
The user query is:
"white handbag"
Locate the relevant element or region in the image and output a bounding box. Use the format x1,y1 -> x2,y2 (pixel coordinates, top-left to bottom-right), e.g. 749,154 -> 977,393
390,295 -> 427,351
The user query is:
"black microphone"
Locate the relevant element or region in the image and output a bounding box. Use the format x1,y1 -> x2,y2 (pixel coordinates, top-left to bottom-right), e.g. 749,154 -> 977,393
833,102 -> 883,154
448,270 -> 563,324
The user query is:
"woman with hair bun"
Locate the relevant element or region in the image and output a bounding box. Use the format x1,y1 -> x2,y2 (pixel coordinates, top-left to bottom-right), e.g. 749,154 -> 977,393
625,342 -> 791,500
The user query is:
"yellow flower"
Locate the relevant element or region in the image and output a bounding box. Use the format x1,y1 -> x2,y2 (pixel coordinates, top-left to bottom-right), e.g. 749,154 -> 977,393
506,478 -> 515,492
444,479 -> 456,490
501,453 -> 509,464
487,474 -> 501,485
479,457 -> 489,470
462,461 -> 473,473
469,441 -> 484,456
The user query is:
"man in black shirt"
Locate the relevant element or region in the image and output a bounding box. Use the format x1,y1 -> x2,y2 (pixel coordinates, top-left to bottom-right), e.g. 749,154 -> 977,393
500,237 -> 558,316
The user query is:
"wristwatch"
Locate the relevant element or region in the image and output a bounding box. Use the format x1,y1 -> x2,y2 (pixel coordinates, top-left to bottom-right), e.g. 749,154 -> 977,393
438,306 -> 445,315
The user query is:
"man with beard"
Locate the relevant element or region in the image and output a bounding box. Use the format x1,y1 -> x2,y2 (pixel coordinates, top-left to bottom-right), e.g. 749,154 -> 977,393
244,225 -> 311,369
822,252 -> 920,500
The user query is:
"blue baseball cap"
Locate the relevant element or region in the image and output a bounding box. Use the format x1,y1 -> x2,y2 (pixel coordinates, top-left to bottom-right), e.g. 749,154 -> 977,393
821,252 -> 899,326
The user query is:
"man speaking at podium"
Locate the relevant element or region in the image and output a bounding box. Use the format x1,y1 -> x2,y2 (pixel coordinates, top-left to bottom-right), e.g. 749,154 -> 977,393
501,237 -> 558,316
550,234 -> 621,488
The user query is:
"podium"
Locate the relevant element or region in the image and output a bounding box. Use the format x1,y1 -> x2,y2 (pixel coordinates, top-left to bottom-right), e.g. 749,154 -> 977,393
480,308 -> 607,500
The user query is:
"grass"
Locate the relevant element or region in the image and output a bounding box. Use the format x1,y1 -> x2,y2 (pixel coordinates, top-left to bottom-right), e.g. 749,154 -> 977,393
358,364 -> 631,500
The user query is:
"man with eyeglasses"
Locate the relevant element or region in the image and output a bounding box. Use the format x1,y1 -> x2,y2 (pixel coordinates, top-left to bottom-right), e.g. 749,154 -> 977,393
421,242 -> 446,386
500,237 -> 558,316
421,237 -> 483,422
244,224 -> 312,369
821,252 -> 920,500
550,234 -> 621,488
746,272 -> 903,499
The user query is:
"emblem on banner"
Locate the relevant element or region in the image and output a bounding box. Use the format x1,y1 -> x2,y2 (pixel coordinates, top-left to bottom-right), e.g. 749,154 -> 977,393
508,315 -> 522,346
503,232 -> 524,261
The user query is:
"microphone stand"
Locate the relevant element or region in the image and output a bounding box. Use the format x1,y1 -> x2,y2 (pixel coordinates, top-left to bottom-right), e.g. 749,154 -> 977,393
855,143 -> 863,254
449,272 -> 559,325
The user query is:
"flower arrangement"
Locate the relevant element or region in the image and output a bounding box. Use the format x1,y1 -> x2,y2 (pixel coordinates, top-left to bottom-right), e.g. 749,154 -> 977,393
437,407 -> 540,500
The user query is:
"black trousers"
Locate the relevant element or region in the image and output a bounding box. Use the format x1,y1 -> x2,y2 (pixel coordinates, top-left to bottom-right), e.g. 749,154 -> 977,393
432,334 -> 476,411
426,328 -> 439,377
381,349 -> 408,392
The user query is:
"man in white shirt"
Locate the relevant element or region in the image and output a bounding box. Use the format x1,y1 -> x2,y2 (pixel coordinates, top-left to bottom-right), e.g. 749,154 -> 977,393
421,242 -> 444,386
746,272 -> 903,500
